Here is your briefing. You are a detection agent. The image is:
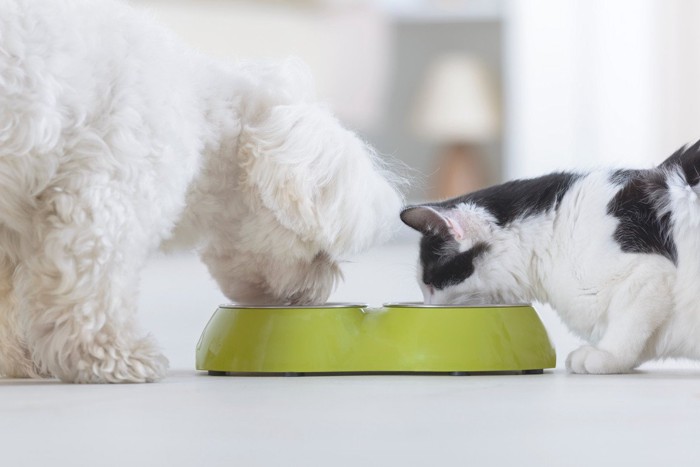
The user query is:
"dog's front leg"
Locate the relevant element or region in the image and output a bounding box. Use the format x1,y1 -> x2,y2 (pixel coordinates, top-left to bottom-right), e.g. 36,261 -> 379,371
0,253 -> 44,378
16,185 -> 168,383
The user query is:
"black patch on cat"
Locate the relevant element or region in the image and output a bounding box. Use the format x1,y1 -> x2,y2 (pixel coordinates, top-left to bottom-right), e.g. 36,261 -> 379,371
610,169 -> 643,185
659,139 -> 700,186
429,172 -> 582,226
420,238 -> 490,290
607,170 -> 677,263
606,140 -> 700,263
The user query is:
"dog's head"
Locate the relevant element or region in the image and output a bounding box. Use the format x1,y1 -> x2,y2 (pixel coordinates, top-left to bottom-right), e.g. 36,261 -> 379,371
199,61 -> 404,305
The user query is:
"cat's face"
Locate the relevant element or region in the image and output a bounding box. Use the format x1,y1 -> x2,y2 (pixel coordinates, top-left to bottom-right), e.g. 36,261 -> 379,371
401,204 -> 506,305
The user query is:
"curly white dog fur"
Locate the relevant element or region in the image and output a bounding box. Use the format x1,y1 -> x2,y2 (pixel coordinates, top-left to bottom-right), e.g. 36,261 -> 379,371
0,0 -> 402,383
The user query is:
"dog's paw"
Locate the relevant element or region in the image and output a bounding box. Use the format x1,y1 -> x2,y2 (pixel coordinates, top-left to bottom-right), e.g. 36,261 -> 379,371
0,353 -> 49,379
60,336 -> 169,384
565,345 -> 631,374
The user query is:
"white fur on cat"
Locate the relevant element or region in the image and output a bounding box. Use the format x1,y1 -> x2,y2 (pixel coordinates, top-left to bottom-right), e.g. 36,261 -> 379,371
0,0 -> 402,382
409,167 -> 700,374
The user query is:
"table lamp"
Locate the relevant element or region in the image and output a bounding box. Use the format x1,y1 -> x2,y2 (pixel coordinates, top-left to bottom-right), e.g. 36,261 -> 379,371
411,53 -> 500,199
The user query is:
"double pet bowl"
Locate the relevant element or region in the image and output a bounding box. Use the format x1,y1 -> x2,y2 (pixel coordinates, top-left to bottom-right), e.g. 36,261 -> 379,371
196,303 -> 556,375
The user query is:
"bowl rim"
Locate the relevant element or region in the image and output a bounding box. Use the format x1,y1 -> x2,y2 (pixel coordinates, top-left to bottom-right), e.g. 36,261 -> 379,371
383,302 -> 532,308
218,302 -> 368,310
217,302 -> 532,310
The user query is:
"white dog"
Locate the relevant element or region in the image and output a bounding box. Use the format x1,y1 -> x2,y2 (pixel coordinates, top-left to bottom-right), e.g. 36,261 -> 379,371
0,0 -> 402,383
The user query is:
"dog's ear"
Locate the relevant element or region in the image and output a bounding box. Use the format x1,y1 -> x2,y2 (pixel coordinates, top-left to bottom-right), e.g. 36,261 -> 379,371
237,58 -> 316,123
237,102 -> 403,258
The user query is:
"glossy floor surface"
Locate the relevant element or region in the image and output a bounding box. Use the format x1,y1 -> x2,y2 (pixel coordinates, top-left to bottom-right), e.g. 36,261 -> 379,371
3,240 -> 699,466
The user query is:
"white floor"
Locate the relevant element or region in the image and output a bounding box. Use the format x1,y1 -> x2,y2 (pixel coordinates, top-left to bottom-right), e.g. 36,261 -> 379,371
3,239 -> 700,466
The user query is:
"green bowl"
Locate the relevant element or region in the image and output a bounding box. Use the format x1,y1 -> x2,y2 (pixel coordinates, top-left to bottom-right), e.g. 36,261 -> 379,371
195,303 -> 556,375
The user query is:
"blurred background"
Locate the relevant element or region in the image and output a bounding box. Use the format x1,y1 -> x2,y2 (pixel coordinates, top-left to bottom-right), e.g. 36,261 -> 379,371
133,0 -> 700,200
128,0 -> 700,370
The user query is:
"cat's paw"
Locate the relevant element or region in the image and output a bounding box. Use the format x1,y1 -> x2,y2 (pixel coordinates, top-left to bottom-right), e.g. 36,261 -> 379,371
565,345 -> 631,374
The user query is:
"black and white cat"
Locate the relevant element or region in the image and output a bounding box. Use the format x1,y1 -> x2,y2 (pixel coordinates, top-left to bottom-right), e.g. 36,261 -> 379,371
400,141 -> 700,374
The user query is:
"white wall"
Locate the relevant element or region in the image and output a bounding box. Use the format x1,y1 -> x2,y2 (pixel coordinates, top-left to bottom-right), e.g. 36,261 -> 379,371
131,0 -> 390,131
504,0 -> 680,179
657,0 -> 700,156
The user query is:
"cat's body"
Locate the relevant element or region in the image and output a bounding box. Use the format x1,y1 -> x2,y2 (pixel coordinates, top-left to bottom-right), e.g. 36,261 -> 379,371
401,142 -> 700,374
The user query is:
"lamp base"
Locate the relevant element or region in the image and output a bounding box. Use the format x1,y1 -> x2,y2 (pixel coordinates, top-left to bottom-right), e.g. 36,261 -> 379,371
432,143 -> 488,200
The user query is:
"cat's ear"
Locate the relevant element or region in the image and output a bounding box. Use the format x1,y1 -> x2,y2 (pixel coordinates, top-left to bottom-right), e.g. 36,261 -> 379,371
400,206 -> 466,240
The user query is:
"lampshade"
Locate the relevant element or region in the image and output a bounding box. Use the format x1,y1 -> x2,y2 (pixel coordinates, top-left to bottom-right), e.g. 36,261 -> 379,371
411,53 -> 500,143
